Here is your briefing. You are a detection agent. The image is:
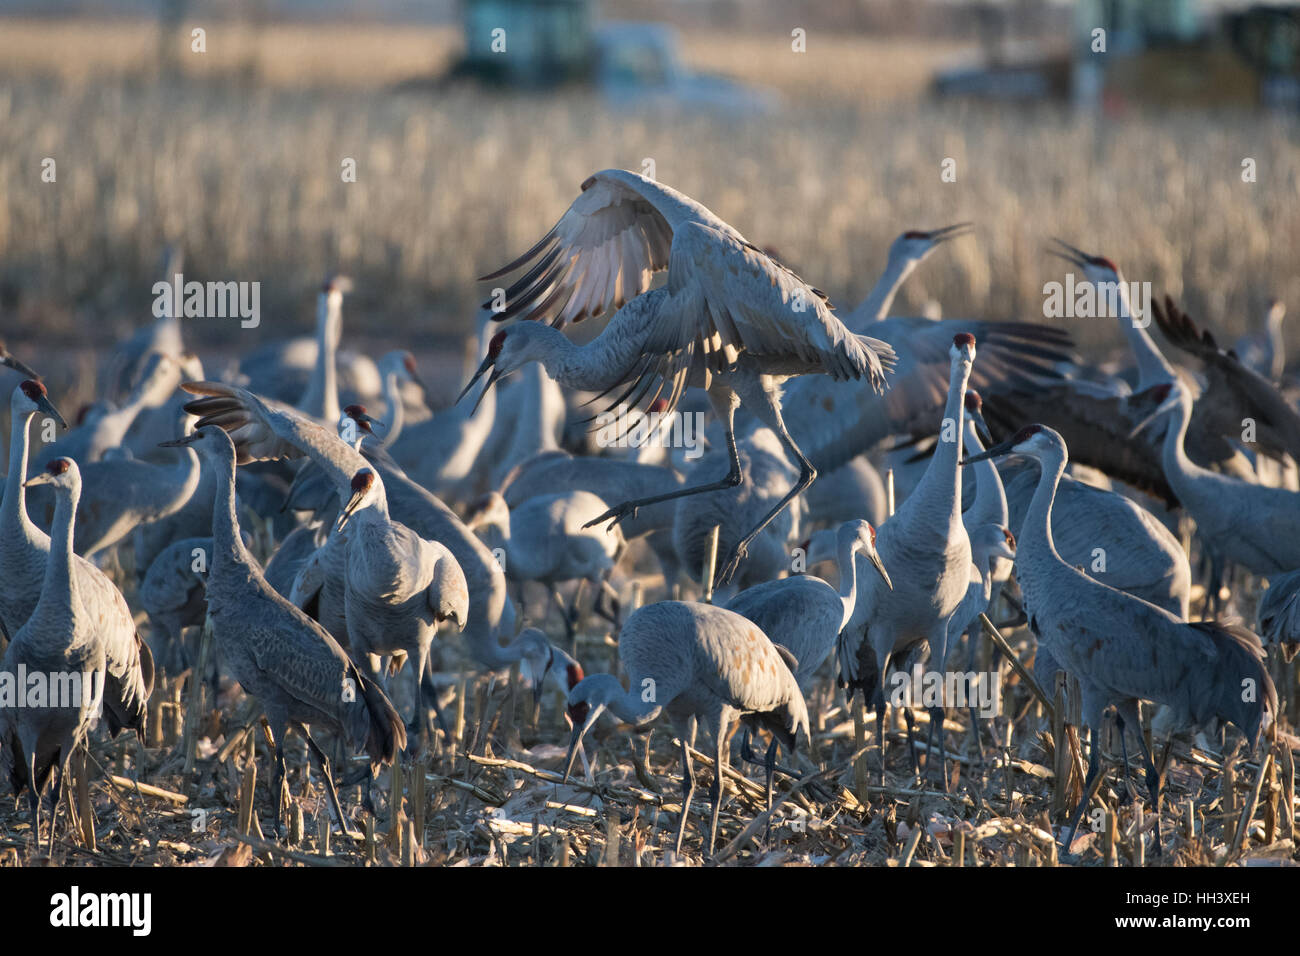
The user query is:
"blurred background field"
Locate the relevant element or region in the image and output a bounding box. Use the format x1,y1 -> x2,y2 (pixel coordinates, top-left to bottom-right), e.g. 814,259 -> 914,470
0,1 -> 1297,368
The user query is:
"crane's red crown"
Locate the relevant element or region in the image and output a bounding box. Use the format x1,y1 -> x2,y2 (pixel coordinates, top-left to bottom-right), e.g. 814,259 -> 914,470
953,333 -> 976,348
19,380 -> 46,400
403,352 -> 418,374
350,470 -> 375,493
1002,528 -> 1017,550
964,389 -> 982,411
1013,424 -> 1043,444
566,662 -> 585,691
568,701 -> 589,727
649,398 -> 669,414
487,330 -> 507,359
46,458 -> 71,476
1087,255 -> 1119,273
902,230 -> 929,240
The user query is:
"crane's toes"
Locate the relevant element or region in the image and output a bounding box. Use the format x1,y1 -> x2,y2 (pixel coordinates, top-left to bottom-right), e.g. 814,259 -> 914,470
583,502 -> 638,532
714,545 -> 747,587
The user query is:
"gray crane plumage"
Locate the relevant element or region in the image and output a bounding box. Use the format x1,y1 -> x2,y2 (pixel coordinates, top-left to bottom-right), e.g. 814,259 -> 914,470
165,425 -> 405,836
563,600 -> 809,855
966,424 -> 1276,853
1,458 -> 153,853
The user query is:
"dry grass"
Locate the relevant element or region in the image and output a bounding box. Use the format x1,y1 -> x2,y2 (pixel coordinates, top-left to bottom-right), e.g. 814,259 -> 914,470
0,18 -> 1295,356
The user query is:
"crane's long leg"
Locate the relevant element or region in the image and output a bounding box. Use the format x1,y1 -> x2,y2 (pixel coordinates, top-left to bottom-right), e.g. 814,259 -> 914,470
584,390 -> 742,534
708,718 -> 729,857
673,721 -> 697,856
1116,701 -> 1163,857
404,641 -> 432,758
418,658 -> 453,743
47,753 -> 67,857
26,750 -> 42,855
298,723 -> 361,841
1062,724 -> 1107,854
762,736 -> 778,847
874,651 -> 891,785
715,384 -> 816,587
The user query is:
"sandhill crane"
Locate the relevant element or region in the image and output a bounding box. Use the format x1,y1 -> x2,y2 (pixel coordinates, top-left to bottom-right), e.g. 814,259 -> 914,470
481,363 -> 567,490
964,424 -> 1277,852
161,425 -> 405,836
32,351 -> 182,472
562,600 -> 810,855
465,169 -> 896,586
466,489 -> 622,639
180,382 -> 470,753
0,343 -> 44,382
297,276 -> 351,425
1,458 -> 153,853
845,223 -> 973,328
1257,568 -> 1300,663
2,383 -> 142,649
728,519 -> 892,688
838,334 -> 977,779
1234,299 -> 1286,382
1135,381 -> 1300,575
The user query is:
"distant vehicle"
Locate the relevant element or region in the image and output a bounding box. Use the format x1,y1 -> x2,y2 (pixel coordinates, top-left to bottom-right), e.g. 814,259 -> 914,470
457,0 -> 775,113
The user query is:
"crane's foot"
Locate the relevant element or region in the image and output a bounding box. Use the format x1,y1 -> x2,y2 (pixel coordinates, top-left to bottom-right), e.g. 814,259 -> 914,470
583,501 -> 639,533
714,543 -> 748,588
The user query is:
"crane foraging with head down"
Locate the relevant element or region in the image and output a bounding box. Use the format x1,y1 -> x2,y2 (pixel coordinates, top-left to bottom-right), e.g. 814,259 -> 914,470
461,169 -> 895,588
562,600 -> 809,856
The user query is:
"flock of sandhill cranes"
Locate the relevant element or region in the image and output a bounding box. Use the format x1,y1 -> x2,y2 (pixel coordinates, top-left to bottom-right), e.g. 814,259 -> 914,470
0,168 -> 1297,862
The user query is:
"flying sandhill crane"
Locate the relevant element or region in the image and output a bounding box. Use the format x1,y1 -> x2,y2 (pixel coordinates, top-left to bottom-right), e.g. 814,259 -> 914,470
465,489 -> 623,639
562,600 -> 810,856
180,381 -> 470,753
1135,381 -> 1300,575
0,343 -> 44,382
1,458 -> 153,853
161,425 -> 405,836
845,223 -> 973,329
1257,568 -> 1300,664
464,168 -> 896,586
838,334 -> 977,780
964,425 -> 1277,853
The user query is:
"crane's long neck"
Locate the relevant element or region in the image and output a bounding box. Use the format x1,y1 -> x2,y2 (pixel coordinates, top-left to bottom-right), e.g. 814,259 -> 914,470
847,250 -> 915,328
1021,450 -> 1068,570
2,409 -> 39,541
963,420 -> 1007,528
912,357 -> 971,521
1113,280 -> 1175,390
208,453 -> 255,574
382,371 -> 405,447
303,294 -> 341,423
835,536 -> 860,632
531,294 -> 662,393
604,680 -> 664,726
1158,394 -> 1206,491
31,482 -> 82,630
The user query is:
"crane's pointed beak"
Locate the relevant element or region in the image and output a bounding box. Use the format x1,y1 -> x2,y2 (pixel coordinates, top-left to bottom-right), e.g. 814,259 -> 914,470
159,433 -> 201,448
931,222 -> 974,244
357,412 -> 387,436
969,407 -> 993,447
1046,237 -> 1090,270
1,352 -> 42,381
562,703 -> 604,782
22,471 -> 55,488
869,549 -> 893,591
962,435 -> 1020,465
456,355 -> 502,413
34,392 -> 69,431
336,489 -> 366,533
